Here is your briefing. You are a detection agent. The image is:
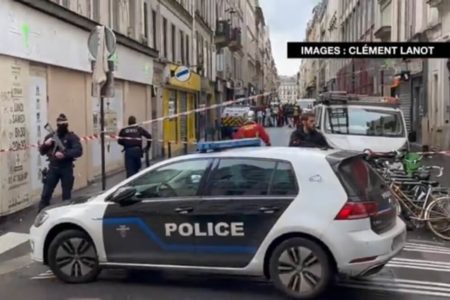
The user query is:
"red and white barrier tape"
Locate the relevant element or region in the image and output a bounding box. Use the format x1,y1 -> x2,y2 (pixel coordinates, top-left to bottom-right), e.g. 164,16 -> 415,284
0,93 -> 269,153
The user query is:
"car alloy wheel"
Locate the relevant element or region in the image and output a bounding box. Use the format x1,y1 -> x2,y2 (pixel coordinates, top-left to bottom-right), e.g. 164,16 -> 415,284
269,238 -> 333,299
48,229 -> 100,283
277,246 -> 322,293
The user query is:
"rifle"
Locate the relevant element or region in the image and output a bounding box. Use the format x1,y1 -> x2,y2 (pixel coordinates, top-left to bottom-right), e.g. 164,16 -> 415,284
44,123 -> 66,154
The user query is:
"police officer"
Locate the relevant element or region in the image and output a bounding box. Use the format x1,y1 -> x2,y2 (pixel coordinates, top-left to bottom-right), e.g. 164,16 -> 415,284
118,116 -> 152,178
233,110 -> 271,146
38,114 -> 82,212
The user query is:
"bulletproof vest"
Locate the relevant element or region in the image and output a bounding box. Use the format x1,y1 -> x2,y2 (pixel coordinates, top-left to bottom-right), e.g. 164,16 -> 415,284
121,126 -> 143,148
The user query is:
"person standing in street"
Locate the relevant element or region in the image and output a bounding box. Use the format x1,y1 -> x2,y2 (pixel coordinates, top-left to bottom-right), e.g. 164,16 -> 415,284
289,112 -> 330,149
234,111 -> 271,146
38,114 -> 82,212
118,116 -> 152,178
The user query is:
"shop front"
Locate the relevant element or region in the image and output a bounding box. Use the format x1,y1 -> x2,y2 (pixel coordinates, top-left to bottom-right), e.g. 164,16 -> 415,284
162,64 -> 201,155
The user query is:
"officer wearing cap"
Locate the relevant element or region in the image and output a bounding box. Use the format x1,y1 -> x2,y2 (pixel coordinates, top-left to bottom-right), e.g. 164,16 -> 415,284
38,114 -> 83,212
118,116 -> 152,178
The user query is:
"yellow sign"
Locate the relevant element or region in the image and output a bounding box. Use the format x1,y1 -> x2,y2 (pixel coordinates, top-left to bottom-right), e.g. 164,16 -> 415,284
166,64 -> 201,92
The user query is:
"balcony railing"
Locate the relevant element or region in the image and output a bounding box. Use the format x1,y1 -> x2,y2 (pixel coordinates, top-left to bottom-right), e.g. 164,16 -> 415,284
215,20 -> 231,49
228,27 -> 242,52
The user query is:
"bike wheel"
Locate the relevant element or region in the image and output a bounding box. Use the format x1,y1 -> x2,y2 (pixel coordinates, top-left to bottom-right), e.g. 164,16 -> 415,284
425,197 -> 450,241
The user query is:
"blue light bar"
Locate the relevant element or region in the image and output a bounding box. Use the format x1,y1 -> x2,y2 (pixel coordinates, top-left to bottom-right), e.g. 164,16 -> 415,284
197,138 -> 262,153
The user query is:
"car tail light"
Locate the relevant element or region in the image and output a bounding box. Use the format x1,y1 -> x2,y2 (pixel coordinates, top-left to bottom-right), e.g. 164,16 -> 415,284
335,202 -> 378,220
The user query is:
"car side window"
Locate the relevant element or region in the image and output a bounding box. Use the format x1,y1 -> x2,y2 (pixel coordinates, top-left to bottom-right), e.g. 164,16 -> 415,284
127,159 -> 212,199
315,107 -> 322,130
206,159 -> 276,196
269,162 -> 299,196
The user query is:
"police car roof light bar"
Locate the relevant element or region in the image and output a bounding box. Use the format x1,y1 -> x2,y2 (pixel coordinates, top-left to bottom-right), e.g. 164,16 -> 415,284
197,138 -> 262,153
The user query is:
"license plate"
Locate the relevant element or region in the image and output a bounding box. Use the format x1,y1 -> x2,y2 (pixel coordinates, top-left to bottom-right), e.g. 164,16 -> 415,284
392,232 -> 405,251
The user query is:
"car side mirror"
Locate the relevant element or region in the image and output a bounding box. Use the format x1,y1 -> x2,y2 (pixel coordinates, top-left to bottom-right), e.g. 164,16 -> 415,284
111,186 -> 137,204
408,132 -> 417,143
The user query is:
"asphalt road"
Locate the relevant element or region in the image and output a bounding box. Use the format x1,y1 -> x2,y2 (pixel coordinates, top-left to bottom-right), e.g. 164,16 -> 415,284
0,126 -> 449,300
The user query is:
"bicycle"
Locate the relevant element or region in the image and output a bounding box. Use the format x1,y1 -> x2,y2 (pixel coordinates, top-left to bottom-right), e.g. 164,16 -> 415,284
363,150 -> 450,240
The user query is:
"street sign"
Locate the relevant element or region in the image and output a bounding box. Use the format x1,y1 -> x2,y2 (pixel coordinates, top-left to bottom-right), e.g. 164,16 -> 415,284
88,26 -> 116,59
174,66 -> 191,82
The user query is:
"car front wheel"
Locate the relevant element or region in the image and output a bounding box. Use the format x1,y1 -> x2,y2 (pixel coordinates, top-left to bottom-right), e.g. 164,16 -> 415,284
268,237 -> 334,299
47,229 -> 100,283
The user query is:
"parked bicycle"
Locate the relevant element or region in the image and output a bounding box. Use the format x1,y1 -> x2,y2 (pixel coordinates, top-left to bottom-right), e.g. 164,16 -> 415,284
364,149 -> 450,241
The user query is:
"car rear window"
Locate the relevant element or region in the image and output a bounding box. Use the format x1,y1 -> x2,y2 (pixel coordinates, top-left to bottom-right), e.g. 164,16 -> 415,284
336,157 -> 386,202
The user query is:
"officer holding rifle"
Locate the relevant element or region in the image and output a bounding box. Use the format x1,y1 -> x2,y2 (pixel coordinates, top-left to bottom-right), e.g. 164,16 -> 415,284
38,114 -> 82,212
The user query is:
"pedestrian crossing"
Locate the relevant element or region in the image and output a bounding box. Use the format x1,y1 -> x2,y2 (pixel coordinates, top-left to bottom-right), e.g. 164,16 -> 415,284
0,232 -> 29,255
1,230 -> 450,298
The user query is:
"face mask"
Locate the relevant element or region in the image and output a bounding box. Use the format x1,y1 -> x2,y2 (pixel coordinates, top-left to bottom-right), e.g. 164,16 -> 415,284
57,124 -> 68,135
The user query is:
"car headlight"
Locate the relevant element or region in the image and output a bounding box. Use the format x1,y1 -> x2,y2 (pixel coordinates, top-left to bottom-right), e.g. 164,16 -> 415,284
33,211 -> 49,228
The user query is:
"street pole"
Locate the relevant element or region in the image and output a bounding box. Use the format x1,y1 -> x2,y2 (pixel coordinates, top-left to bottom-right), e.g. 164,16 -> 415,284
100,94 -> 106,191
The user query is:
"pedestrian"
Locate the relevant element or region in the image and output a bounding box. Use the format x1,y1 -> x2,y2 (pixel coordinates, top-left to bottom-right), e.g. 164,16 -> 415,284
234,111 -> 271,146
289,112 -> 331,149
118,116 -> 152,178
38,114 -> 82,212
257,109 -> 264,125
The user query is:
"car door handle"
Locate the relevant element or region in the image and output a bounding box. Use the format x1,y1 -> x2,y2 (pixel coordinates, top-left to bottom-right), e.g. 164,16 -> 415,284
259,206 -> 280,214
174,207 -> 194,214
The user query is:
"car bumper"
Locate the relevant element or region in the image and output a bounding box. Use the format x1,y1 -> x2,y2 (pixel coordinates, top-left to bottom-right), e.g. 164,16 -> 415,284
29,225 -> 45,263
324,217 -> 407,277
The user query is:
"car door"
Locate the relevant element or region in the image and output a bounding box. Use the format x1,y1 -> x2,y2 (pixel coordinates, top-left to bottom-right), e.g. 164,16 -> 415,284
193,158 -> 299,268
102,158 -> 213,266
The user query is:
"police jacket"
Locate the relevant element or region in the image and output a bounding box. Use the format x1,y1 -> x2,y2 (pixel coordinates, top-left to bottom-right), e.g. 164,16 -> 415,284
39,132 -> 83,167
289,127 -> 331,149
118,126 -> 152,150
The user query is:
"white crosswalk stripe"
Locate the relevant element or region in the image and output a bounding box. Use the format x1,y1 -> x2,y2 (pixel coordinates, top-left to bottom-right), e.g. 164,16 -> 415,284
0,232 -> 29,255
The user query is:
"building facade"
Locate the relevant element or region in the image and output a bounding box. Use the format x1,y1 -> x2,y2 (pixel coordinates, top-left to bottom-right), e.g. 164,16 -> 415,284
0,0 -> 277,216
298,0 -> 450,150
279,76 -> 298,104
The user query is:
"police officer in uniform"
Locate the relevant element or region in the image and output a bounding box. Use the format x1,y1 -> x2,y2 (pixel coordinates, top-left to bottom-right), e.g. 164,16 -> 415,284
38,114 -> 83,212
118,116 -> 152,178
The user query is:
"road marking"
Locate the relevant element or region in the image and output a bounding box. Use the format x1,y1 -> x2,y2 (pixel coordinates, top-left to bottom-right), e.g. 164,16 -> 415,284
0,254 -> 32,276
339,276 -> 450,297
392,257 -> 450,267
31,270 -> 55,280
0,232 -> 29,255
403,247 -> 450,256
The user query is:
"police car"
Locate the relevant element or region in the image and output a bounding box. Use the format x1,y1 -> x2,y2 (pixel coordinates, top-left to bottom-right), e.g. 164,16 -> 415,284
30,139 -> 406,299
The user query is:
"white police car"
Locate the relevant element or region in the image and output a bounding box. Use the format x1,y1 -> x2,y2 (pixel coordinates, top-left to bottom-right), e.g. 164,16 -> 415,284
30,139 -> 406,299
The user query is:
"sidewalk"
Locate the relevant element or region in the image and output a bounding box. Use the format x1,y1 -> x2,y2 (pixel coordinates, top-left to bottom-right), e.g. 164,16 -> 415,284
0,168 -> 130,234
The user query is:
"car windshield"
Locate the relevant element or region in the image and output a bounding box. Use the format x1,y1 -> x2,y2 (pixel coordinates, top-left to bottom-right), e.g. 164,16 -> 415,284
324,107 -> 405,137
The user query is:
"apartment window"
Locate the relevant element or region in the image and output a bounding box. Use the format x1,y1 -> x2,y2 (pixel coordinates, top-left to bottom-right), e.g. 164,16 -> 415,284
397,0 -> 402,40
171,24 -> 176,62
381,0 -> 392,28
112,0 -> 120,31
186,35 -> 190,66
143,2 -> 149,40
93,0 -> 100,22
163,18 -> 168,58
152,10 -> 157,49
180,30 -> 185,64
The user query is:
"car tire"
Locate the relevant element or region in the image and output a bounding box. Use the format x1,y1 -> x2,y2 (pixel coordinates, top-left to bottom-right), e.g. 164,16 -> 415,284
268,237 -> 334,300
47,229 -> 100,284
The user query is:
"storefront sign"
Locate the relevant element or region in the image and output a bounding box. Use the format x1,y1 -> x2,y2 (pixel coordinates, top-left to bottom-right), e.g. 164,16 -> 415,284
165,64 -> 201,92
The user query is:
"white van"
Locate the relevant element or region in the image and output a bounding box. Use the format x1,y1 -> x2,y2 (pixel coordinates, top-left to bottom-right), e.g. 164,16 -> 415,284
313,93 -> 410,152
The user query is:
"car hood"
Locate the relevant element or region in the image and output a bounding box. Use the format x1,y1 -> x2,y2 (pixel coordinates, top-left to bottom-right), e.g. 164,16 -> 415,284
325,134 -> 407,152
44,191 -> 101,211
